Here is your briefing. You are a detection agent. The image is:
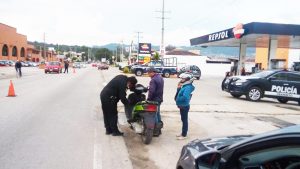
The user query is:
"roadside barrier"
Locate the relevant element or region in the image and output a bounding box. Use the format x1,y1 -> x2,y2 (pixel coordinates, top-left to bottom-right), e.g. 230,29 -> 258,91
7,80 -> 16,97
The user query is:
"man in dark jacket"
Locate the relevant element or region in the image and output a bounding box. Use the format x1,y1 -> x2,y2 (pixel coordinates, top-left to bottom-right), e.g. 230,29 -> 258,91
15,60 -> 22,77
100,75 -> 137,136
147,67 -> 164,135
64,60 -> 69,73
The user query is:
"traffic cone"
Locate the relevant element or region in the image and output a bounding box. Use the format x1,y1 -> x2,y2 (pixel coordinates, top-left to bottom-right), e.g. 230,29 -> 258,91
7,80 -> 16,97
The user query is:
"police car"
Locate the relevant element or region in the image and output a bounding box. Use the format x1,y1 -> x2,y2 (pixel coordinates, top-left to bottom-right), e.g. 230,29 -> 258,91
222,70 -> 300,105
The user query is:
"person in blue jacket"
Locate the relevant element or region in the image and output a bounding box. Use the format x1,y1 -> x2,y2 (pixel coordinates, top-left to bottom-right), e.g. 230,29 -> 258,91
175,73 -> 195,140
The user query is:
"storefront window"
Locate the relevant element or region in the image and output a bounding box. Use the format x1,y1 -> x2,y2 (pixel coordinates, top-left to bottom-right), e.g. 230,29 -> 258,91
2,44 -> 8,56
12,46 -> 17,57
21,47 -> 25,57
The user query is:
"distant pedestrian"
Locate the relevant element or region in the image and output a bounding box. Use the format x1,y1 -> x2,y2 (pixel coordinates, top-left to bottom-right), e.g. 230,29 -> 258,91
100,75 -> 137,136
175,73 -> 195,140
241,67 -> 246,76
221,71 -> 231,90
15,60 -> 22,77
64,60 -> 69,73
147,67 -> 164,136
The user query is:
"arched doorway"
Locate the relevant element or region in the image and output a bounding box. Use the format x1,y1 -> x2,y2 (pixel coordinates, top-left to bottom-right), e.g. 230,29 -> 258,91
2,44 -> 9,56
12,46 -> 18,57
21,47 -> 25,57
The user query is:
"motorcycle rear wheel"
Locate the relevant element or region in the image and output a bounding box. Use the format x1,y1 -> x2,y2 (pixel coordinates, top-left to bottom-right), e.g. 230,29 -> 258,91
141,128 -> 153,144
141,119 -> 153,144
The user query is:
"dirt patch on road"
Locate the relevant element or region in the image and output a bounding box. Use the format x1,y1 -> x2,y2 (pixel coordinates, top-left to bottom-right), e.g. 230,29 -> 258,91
121,126 -> 159,169
121,111 -> 207,169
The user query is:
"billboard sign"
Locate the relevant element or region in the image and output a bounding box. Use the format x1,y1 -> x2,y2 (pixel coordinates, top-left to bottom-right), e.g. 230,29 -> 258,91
138,43 -> 151,54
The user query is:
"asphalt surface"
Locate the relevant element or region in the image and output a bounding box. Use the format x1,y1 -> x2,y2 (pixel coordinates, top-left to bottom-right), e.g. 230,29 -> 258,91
0,67 -> 132,169
0,66 -> 300,169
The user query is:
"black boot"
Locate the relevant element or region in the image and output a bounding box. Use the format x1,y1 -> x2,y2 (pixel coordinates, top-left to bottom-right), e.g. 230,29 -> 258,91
105,129 -> 112,135
112,131 -> 124,136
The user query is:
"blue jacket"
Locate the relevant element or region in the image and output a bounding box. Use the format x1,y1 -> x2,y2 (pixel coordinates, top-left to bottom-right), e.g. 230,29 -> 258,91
148,73 -> 164,103
176,83 -> 195,107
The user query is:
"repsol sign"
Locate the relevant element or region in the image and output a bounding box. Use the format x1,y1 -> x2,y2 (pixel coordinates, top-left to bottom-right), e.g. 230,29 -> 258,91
208,30 -> 230,42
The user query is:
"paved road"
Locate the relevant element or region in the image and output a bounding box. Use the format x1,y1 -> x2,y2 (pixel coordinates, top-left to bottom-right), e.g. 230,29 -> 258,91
0,66 -> 299,169
0,67 -> 131,169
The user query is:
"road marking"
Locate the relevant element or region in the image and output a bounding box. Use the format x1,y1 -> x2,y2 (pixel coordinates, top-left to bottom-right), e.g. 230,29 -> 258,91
93,128 -> 102,169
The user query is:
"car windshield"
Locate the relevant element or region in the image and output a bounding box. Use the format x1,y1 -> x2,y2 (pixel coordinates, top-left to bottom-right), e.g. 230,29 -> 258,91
250,70 -> 275,78
48,62 -> 59,66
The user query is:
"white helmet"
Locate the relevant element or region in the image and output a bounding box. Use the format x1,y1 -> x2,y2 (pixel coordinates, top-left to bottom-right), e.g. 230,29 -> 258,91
179,72 -> 193,80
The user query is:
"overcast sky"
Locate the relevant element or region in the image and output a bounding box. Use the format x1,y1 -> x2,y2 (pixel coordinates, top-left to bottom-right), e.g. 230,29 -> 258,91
1,0 -> 300,47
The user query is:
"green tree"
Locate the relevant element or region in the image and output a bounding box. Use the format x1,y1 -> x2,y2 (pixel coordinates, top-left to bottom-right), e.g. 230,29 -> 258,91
153,52 -> 160,60
95,48 -> 112,61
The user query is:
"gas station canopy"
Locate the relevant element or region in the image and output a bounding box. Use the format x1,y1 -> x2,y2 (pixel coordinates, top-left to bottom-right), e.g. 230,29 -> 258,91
190,22 -> 300,48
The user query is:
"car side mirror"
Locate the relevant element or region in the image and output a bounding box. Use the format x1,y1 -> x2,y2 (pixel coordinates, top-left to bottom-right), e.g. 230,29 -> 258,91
196,151 -> 221,169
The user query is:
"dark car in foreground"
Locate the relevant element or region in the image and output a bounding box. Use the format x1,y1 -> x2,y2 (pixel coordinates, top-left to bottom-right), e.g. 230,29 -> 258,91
177,125 -> 300,169
222,70 -> 300,105
178,65 -> 201,80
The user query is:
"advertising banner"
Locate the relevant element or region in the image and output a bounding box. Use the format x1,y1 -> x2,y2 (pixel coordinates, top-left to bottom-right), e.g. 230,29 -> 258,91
138,43 -> 151,54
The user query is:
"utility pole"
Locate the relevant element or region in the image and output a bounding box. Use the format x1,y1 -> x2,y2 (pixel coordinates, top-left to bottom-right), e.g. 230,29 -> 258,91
129,40 -> 133,65
121,40 -> 124,62
43,32 -> 46,61
156,0 -> 169,59
135,31 -> 142,63
116,47 -> 118,62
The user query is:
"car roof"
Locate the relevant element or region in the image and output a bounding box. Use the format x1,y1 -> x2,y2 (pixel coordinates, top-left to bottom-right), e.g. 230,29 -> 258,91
226,125 -> 300,150
260,69 -> 300,74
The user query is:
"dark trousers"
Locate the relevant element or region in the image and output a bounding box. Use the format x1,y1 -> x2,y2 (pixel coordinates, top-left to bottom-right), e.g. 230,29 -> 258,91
179,106 -> 190,137
156,103 -> 161,123
16,68 -> 22,77
100,97 -> 119,133
64,67 -> 68,73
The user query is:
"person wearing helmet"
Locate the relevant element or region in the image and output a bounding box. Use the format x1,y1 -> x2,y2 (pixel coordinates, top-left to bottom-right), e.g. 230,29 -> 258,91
175,72 -> 195,140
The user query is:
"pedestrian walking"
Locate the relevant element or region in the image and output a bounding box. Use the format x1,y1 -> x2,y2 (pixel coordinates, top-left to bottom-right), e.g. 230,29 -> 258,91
147,67 -> 164,136
221,71 -> 231,90
175,73 -> 195,140
15,60 -> 22,77
100,75 -> 137,136
64,60 -> 69,73
241,67 -> 246,76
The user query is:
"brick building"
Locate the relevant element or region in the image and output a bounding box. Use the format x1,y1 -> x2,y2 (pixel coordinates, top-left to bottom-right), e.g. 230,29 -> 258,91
0,23 -> 28,61
0,23 -> 58,62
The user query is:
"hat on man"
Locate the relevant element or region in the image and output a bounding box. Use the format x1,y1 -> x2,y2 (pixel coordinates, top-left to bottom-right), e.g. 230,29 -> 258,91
148,66 -> 158,73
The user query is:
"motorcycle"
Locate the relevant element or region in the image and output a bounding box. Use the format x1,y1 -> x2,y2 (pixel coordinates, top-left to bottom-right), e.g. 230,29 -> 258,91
125,84 -> 163,144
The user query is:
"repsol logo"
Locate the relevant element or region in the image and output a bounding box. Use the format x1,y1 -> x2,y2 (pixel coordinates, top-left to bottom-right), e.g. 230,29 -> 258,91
208,31 -> 229,41
271,85 -> 298,94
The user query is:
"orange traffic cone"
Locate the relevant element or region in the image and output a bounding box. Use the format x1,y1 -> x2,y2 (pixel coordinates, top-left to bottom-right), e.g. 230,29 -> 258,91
73,68 -> 76,73
7,80 -> 16,97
